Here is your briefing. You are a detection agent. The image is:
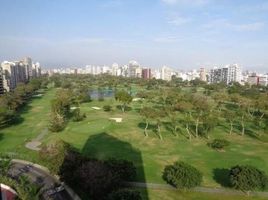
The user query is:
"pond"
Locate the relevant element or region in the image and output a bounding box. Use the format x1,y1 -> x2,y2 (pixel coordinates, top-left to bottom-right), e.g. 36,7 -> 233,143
89,89 -> 114,100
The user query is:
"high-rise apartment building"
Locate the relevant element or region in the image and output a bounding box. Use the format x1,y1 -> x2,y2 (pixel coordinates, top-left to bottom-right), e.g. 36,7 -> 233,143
1,61 -> 17,92
0,67 -> 4,94
209,64 -> 241,85
199,68 -> 207,82
142,68 -> 151,79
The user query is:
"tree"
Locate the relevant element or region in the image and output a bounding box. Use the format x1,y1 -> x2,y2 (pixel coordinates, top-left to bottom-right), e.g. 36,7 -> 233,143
191,94 -> 213,138
108,189 -> 142,200
140,107 -> 155,136
229,165 -> 268,194
0,159 -> 11,176
104,159 -> 137,182
202,111 -> 219,139
39,140 -> 70,174
72,108 -> 86,122
115,90 -> 133,112
48,112 -> 65,132
163,161 -> 203,189
154,109 -> 165,140
208,139 -> 230,150
224,110 -> 236,135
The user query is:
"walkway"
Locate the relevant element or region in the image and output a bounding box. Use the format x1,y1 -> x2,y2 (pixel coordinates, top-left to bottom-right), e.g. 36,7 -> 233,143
8,159 -> 81,200
25,128 -> 48,151
126,182 -> 268,198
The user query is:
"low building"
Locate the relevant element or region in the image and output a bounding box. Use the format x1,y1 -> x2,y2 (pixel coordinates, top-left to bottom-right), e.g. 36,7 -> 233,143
0,183 -> 17,200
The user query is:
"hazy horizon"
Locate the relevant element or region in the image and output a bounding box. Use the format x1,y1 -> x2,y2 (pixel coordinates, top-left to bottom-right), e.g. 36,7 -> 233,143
0,0 -> 268,71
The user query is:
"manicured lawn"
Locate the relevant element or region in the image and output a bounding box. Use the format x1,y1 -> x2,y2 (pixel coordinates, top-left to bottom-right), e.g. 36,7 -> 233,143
1,87 -> 268,191
0,88 -> 56,161
138,188 -> 267,200
43,92 -> 268,187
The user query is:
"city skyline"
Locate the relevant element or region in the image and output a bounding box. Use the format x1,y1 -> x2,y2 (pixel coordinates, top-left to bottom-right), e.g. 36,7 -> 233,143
0,0 -> 268,71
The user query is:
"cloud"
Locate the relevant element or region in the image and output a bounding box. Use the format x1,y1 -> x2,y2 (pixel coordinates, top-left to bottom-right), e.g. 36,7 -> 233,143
153,36 -> 182,43
203,19 -> 264,32
168,15 -> 191,26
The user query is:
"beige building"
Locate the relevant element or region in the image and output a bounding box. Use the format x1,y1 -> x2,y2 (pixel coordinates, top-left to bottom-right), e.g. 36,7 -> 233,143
1,61 -> 17,92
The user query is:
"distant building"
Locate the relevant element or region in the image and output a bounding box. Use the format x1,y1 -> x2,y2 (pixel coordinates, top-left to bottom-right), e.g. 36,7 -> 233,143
161,66 -> 174,81
209,64 -> 242,84
259,75 -> 268,86
0,67 -> 4,94
128,60 -> 141,78
247,76 -> 259,86
199,68 -> 206,82
23,57 -> 32,80
142,68 -> 151,79
1,61 -> 17,92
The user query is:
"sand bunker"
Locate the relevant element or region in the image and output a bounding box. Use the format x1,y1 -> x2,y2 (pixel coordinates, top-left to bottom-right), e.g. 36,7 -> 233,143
109,118 -> 122,123
133,98 -> 142,102
92,107 -> 101,110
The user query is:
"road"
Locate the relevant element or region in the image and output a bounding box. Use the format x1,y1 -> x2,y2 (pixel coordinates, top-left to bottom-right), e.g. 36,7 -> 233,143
7,160 -> 75,200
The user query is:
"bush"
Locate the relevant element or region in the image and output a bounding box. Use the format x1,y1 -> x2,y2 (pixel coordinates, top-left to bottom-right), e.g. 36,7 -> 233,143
229,165 -> 268,192
72,108 -> 86,122
48,113 -> 65,132
108,189 -> 142,200
163,161 -> 202,189
208,139 -> 230,150
103,105 -> 112,112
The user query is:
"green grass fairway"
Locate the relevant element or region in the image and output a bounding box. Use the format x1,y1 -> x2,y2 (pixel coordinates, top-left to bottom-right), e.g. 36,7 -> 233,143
0,89 -> 56,161
1,88 -> 268,191
138,188 -> 267,200
43,91 -> 268,188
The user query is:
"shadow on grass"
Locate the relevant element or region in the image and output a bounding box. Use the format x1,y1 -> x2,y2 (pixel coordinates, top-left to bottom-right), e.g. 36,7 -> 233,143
213,168 -> 231,187
81,132 -> 148,200
0,133 -> 3,141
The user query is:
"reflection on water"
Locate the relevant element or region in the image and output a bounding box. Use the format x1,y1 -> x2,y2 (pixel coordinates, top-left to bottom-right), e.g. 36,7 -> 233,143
89,89 -> 114,100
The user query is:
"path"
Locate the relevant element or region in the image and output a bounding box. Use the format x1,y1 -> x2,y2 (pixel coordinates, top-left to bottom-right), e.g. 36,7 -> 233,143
7,159 -> 81,200
126,182 -> 268,198
25,128 -> 48,151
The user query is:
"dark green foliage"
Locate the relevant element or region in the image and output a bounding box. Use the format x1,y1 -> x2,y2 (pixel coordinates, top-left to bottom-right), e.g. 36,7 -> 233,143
229,165 -> 268,192
108,189 -> 142,200
48,112 -> 65,132
59,151 -> 138,200
163,161 -> 203,189
72,108 -> 86,122
208,139 -> 230,150
105,158 -> 137,181
103,105 -> 112,112
115,90 -> 133,112
0,77 -> 46,127
0,175 -> 41,200
39,140 -> 70,174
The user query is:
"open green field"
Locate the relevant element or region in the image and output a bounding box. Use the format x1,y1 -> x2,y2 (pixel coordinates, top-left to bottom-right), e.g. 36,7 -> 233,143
0,87 -> 268,199
138,188 -> 267,200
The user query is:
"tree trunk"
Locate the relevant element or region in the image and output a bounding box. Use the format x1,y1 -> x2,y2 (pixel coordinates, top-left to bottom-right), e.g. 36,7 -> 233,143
158,124 -> 163,140
186,124 -> 192,141
195,118 -> 199,138
260,112 -> 265,120
174,125 -> 178,137
121,104 -> 125,112
144,120 -> 148,137
241,115 -> 245,136
229,121 -> 233,135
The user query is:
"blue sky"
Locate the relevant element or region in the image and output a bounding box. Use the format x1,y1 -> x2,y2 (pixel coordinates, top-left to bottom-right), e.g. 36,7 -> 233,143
0,0 -> 268,71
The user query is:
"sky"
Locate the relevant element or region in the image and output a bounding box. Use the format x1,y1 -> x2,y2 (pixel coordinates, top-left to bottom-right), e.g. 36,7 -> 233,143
0,0 -> 268,71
